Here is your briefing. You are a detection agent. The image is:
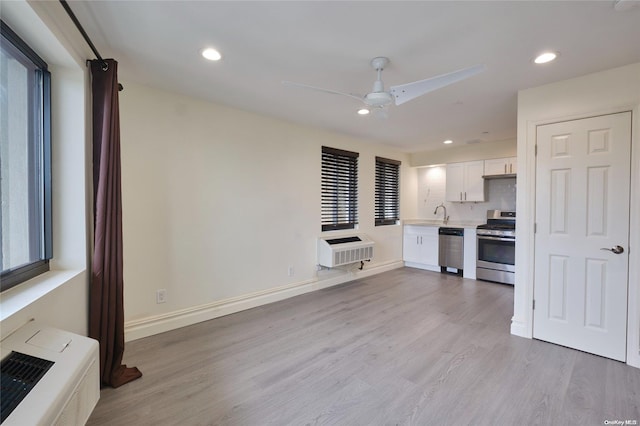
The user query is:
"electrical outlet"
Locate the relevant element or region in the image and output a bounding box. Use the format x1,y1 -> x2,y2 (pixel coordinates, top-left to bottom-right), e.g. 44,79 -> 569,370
156,289 -> 167,304
288,265 -> 294,277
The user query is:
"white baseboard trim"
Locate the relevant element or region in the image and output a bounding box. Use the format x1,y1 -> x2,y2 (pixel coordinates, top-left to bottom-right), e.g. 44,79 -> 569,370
403,262 -> 440,272
125,260 -> 404,342
510,317 -> 531,338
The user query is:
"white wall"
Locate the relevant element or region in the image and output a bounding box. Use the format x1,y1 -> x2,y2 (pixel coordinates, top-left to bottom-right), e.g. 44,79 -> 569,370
515,62 -> 640,368
119,82 -> 415,340
410,138 -> 516,167
415,166 -> 516,222
0,1 -> 416,343
0,1 -> 90,338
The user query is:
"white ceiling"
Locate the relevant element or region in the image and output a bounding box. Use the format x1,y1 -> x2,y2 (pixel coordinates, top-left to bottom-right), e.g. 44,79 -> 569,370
67,1 -> 640,152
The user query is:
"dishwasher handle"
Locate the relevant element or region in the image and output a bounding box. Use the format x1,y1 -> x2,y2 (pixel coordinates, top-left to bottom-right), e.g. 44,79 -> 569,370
438,227 -> 464,236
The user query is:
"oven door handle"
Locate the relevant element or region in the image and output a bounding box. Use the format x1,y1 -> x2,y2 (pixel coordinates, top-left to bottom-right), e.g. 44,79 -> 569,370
477,235 -> 515,242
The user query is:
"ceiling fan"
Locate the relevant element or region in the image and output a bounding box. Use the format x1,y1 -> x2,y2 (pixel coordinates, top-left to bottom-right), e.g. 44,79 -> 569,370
283,57 -> 486,117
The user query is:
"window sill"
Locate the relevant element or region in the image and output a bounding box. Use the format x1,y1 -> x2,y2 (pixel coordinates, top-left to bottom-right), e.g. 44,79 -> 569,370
0,269 -> 84,323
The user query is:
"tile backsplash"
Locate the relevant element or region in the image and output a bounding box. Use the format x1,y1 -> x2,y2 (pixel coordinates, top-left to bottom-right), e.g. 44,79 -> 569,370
416,166 -> 517,222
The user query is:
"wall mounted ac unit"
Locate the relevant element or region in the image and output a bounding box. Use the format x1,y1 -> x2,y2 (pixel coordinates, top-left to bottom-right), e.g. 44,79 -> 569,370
317,234 -> 374,268
0,320 -> 100,425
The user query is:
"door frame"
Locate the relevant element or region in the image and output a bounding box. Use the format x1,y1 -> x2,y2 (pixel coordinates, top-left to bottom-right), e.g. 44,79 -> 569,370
513,104 -> 640,368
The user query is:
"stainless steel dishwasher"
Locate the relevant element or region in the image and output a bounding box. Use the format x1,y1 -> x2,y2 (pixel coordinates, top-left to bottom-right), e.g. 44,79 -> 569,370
438,227 -> 464,275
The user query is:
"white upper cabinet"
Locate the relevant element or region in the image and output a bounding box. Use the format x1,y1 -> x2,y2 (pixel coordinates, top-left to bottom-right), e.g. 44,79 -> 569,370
445,160 -> 485,202
484,157 -> 517,176
445,163 -> 465,202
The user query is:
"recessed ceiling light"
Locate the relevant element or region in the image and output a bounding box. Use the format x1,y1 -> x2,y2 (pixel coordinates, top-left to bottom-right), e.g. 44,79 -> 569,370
202,48 -> 222,61
357,108 -> 370,115
534,51 -> 558,64
443,139 -> 453,144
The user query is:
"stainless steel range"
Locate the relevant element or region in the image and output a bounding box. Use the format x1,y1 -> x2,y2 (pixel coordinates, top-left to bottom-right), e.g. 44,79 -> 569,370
476,210 -> 515,285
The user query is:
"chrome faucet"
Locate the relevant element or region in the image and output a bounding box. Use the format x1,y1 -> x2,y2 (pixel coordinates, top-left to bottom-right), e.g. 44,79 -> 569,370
434,203 -> 449,224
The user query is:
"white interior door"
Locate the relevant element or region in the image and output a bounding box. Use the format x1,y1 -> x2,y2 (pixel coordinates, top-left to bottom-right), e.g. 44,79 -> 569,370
533,112 -> 631,361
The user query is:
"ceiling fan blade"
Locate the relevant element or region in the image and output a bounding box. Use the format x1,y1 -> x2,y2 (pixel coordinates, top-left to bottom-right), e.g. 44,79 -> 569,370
390,64 -> 486,106
282,81 -> 363,103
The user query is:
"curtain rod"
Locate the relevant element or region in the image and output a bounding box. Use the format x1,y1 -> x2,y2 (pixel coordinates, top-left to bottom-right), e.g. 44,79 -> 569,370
59,0 -> 105,68
59,0 -> 123,91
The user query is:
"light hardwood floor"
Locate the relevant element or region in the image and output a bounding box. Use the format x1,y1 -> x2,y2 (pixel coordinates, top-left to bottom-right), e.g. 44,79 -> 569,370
87,268 -> 640,425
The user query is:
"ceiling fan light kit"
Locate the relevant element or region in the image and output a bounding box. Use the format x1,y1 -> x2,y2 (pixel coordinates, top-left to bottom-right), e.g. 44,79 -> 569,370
364,91 -> 393,107
283,56 -> 486,116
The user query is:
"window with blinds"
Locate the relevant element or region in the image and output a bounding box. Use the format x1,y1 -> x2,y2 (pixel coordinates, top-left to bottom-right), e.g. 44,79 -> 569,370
375,156 -> 401,226
321,146 -> 359,231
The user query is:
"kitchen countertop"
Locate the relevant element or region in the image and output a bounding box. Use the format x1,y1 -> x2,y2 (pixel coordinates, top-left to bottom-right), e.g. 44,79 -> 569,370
403,219 -> 483,229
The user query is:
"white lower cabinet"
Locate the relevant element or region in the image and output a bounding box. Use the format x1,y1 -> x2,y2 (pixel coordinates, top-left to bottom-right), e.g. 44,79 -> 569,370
404,225 -> 478,278
403,225 -> 439,271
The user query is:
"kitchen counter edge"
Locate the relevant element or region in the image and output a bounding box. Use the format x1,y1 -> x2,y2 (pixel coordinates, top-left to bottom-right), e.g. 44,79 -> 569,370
402,219 -> 483,229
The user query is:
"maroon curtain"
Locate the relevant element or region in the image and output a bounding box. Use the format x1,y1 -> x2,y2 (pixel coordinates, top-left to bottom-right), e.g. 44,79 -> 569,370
89,59 -> 142,388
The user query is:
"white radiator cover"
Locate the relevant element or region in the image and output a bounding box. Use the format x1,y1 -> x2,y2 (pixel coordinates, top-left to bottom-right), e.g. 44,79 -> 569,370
0,321 -> 100,425
317,234 -> 375,267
